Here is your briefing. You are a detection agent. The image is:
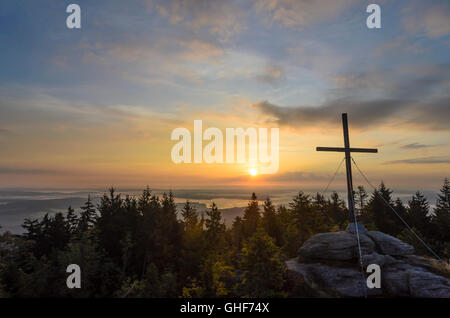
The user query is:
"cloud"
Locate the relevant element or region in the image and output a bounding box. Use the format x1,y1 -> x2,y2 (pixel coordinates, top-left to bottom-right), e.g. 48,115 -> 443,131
400,143 -> 433,150
264,171 -> 335,182
178,39 -> 224,62
88,38 -> 224,64
0,167 -> 59,175
254,64 -> 450,131
286,41 -> 350,76
384,157 -> 450,165
408,97 -> 450,130
403,3 -> 450,38
254,98 -> 410,129
255,96 -> 450,131
144,0 -> 246,40
82,37 -> 227,86
375,36 -> 427,56
254,0 -> 357,28
255,64 -> 285,86
0,86 -> 184,146
331,64 -> 450,99
0,87 -> 123,128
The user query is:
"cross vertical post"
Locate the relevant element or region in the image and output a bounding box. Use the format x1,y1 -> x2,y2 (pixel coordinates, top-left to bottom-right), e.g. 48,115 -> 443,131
342,114 -> 355,221
316,113 -> 378,222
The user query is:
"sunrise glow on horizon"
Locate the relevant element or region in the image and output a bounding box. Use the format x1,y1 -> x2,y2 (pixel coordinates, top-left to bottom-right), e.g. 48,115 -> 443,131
0,1 -> 448,192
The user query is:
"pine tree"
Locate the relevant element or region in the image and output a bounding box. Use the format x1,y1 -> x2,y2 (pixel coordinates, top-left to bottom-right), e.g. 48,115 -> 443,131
262,197 -> 282,245
22,218 -> 41,241
180,201 -> 204,287
282,223 -> 301,257
231,216 -> 244,249
436,178 -> 450,212
312,193 -> 327,215
367,182 -> 403,235
274,205 -> 291,249
136,187 -> 157,279
78,195 -> 96,233
38,213 -> 52,257
242,193 -> 260,240
154,191 -> 182,271
205,203 -> 225,250
51,212 -> 71,250
431,178 -> 450,256
289,191 -> 315,244
310,193 -> 333,232
66,206 -> 78,235
181,200 -> 198,231
196,255 -> 234,297
356,185 -> 368,216
328,192 -> 348,229
394,198 -> 408,225
276,205 -> 291,226
96,188 -> 126,266
407,192 -> 431,236
238,227 -> 285,297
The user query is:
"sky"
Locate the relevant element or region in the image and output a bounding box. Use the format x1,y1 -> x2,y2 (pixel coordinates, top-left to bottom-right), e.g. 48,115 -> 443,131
0,0 -> 449,192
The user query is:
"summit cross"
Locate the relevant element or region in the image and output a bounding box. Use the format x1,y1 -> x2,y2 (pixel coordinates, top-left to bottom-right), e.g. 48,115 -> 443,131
316,113 -> 378,221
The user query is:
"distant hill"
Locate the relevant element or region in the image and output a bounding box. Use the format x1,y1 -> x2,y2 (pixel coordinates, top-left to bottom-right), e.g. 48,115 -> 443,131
218,207 -> 246,226
0,197 -> 88,234
175,202 -> 245,226
0,198 -> 246,234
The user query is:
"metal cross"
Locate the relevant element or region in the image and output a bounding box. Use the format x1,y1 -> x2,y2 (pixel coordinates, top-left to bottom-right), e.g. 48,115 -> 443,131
317,113 -> 378,221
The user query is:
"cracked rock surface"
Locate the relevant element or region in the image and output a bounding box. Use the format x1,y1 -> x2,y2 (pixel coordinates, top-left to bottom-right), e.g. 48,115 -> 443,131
287,223 -> 450,298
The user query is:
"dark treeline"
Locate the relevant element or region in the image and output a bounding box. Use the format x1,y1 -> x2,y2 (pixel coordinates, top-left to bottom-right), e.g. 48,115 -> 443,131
0,179 -> 448,297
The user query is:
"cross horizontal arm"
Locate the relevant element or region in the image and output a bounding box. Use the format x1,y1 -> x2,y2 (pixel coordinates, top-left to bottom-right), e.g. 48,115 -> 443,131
316,147 -> 378,153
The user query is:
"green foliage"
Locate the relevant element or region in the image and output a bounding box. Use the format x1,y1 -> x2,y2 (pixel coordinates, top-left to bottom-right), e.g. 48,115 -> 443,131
355,185 -> 368,216
281,223 -> 301,257
407,192 -> 431,236
429,178 -> 450,260
181,200 -> 198,231
289,191 -> 333,246
78,195 -> 96,233
262,197 -> 282,246
205,203 -> 225,251
328,192 -> 348,229
366,182 -> 404,236
431,179 -> 450,254
180,202 -> 204,288
196,255 -> 234,297
0,179 -> 448,297
241,193 -> 260,240
66,206 -> 78,235
238,227 -> 285,297
117,263 -> 177,298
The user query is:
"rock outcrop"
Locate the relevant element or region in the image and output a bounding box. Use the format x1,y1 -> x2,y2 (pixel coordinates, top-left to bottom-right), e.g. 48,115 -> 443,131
298,231 -> 375,261
287,223 -> 450,298
366,231 -> 414,256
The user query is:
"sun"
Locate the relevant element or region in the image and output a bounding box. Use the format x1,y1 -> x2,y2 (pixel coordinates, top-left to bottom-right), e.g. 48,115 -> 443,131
248,168 -> 258,176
